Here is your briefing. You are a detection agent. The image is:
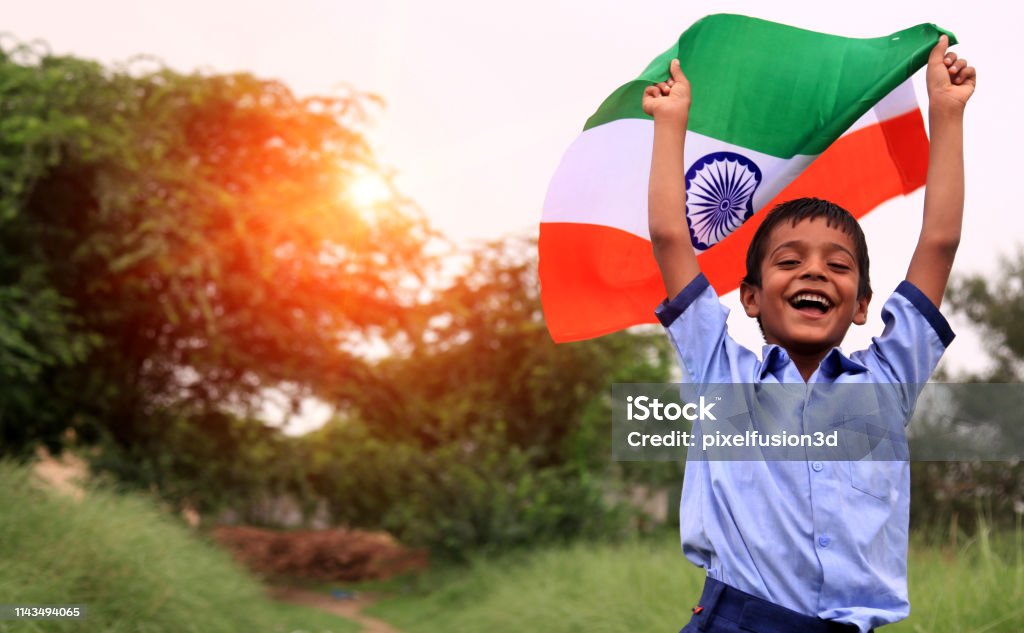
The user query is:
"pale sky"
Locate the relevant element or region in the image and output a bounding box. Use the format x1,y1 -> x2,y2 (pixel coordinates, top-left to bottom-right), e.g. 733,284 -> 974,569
8,1 -> 1024,430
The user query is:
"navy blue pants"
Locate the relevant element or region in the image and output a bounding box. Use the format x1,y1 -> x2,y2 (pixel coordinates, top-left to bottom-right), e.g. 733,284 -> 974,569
679,578 -> 868,633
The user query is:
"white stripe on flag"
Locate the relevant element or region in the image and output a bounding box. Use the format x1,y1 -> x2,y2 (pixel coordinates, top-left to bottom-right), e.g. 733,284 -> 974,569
843,80 -> 919,136
542,121 -> 814,246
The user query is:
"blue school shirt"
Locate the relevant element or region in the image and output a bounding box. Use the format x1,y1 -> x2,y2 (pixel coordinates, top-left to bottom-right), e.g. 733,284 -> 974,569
656,274 -> 954,633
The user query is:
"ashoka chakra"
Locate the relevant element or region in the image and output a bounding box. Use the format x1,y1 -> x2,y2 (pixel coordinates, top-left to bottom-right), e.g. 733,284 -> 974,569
684,151 -> 762,251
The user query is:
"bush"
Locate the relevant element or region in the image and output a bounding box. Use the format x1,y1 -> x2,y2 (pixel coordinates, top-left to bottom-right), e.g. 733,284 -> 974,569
309,422 -> 633,559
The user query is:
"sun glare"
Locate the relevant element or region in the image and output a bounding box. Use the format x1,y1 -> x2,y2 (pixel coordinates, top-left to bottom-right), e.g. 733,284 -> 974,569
347,169 -> 392,210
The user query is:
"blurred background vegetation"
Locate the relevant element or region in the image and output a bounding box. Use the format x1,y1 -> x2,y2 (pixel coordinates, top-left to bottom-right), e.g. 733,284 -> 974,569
0,32 -> 1021,622
0,39 -> 680,560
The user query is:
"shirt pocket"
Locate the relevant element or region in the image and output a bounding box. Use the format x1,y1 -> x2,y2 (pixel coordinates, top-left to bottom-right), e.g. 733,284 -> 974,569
849,460 -> 893,501
841,409 -> 906,501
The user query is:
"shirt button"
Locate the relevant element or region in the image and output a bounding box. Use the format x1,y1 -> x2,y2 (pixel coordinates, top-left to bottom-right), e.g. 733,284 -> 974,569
818,535 -> 831,548
811,461 -> 824,472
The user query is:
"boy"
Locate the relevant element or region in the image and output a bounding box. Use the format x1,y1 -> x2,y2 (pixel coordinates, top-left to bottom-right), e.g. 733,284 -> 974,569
642,35 -> 976,632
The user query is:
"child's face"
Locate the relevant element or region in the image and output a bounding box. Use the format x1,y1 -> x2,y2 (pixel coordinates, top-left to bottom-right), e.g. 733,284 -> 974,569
740,218 -> 869,355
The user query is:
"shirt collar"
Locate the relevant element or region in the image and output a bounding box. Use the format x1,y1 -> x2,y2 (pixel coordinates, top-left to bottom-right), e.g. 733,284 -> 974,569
758,344 -> 868,380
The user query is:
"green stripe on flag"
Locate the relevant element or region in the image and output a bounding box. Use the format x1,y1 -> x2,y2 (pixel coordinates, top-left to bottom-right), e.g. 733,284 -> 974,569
584,14 -> 955,158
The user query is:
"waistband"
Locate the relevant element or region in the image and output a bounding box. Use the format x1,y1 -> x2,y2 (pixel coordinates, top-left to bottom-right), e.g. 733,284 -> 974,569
691,577 -> 866,633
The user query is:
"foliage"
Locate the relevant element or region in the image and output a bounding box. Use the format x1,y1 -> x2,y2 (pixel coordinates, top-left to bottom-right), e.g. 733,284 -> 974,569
343,236 -> 673,464
906,251 -> 1024,531
0,460 -> 359,633
0,39 -> 428,456
291,237 -> 671,555
306,419 -> 632,559
0,38 -> 674,555
948,249 -> 1024,381
88,406 -> 313,521
911,461 -> 1024,532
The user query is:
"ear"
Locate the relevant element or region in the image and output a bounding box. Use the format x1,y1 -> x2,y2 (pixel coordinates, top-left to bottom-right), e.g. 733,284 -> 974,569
740,281 -> 762,318
852,293 -> 870,326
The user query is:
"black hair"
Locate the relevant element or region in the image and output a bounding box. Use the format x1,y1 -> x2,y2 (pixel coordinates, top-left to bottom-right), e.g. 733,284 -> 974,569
743,197 -> 872,300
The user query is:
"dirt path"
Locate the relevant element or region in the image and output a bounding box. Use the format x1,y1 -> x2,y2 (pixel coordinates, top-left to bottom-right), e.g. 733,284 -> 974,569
269,586 -> 403,633
32,447 -> 87,500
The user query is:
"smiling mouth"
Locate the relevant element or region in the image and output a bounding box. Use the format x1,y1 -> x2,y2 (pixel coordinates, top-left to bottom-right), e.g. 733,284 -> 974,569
789,292 -> 832,315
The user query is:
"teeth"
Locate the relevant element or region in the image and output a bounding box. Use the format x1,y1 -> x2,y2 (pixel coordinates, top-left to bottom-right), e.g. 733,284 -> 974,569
792,293 -> 831,308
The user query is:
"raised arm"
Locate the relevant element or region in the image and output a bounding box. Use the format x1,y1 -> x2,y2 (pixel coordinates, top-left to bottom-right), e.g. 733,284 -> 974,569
906,35 -> 976,306
644,59 -> 700,299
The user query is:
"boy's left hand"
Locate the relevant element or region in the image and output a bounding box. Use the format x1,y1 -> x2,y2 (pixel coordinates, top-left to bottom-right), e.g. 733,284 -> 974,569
927,34 -> 976,113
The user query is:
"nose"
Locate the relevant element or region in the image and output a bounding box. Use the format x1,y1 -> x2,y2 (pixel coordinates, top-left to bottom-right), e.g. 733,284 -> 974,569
800,257 -> 827,281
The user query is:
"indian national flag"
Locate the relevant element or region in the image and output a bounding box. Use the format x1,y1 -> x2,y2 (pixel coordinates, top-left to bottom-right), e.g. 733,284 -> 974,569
540,15 -> 953,343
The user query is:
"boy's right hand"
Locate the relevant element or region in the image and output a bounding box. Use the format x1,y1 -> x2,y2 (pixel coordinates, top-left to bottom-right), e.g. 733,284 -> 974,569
642,59 -> 692,121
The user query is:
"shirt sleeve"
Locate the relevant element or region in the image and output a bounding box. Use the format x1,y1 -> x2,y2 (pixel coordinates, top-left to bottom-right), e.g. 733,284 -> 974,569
857,280 -> 955,414
655,273 -> 754,384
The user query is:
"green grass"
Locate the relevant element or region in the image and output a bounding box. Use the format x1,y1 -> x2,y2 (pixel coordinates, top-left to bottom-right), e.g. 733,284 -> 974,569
0,460 -> 359,633
6,453 -> 1020,633
368,529 -> 1024,633
896,524 -> 1024,632
367,538 -> 704,633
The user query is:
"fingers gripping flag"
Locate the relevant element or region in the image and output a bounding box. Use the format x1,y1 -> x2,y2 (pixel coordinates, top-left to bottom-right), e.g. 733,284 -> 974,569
539,14 -> 953,343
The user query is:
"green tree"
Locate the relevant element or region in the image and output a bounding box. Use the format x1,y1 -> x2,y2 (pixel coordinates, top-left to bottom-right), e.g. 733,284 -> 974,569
0,40 -> 428,460
341,236 -> 673,463
906,251 -> 1024,533
301,239 -> 674,555
0,38 -> 677,550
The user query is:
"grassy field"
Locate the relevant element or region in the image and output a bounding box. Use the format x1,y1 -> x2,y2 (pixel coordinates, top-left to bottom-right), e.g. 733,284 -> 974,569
368,528 -> 1024,633
0,460 -> 358,633
4,454 -> 1021,633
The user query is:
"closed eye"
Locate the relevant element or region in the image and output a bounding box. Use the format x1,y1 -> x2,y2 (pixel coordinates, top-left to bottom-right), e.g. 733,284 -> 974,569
829,262 -> 851,271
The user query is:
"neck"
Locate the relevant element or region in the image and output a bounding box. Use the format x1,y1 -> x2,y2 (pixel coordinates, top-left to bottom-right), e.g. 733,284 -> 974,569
764,336 -> 833,382
787,349 -> 829,382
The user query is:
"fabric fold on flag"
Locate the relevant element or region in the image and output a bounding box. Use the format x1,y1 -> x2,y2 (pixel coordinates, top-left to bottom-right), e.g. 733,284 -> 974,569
540,14 -> 953,343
